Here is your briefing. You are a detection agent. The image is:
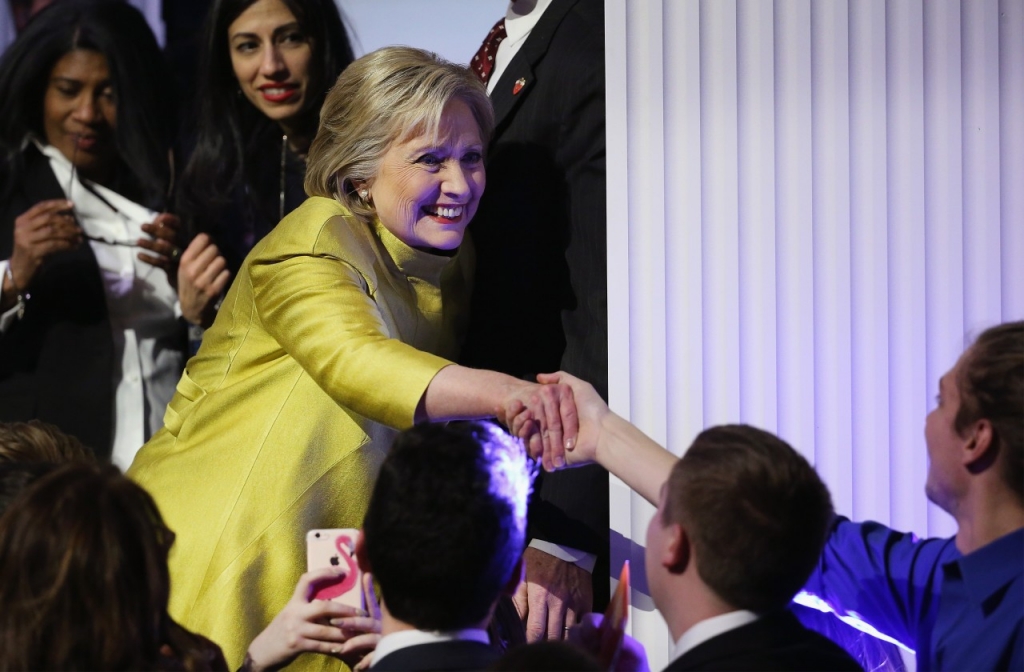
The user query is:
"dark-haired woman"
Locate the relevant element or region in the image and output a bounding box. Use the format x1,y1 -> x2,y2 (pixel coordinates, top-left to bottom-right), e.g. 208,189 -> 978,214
0,462 -> 229,671
0,0 -> 190,467
175,0 -> 354,327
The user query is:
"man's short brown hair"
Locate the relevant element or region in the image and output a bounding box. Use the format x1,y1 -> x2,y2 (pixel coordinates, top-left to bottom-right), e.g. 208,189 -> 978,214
955,321 -> 1023,501
664,424 -> 833,612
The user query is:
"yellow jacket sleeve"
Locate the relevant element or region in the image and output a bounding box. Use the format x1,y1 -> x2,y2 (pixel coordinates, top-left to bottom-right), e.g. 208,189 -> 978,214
249,249 -> 451,430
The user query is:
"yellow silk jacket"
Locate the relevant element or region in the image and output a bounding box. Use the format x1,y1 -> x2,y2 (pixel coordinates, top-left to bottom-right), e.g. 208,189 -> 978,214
129,196 -> 473,669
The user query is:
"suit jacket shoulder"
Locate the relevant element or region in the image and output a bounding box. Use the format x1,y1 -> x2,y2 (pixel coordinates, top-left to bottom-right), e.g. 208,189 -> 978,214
371,640 -> 499,672
665,610 -> 863,672
0,145 -> 116,456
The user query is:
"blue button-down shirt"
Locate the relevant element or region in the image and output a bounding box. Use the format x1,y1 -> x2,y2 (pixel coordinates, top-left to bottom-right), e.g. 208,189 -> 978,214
803,519 -> 1023,671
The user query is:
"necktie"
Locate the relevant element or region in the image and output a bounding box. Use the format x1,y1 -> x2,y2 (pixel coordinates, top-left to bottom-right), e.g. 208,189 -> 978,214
471,18 -> 507,85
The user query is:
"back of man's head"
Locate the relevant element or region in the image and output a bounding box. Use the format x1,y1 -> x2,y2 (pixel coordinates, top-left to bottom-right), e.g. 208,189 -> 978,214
362,421 -> 532,631
665,424 -> 834,613
956,320 -> 1023,502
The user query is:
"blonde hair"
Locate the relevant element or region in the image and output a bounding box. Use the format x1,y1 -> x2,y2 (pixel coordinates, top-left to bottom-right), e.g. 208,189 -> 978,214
305,46 -> 494,224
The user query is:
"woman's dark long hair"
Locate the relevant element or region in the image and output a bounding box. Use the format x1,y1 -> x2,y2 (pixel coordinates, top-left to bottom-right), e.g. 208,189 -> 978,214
0,463 -> 223,671
178,0 -> 354,235
0,0 -> 175,210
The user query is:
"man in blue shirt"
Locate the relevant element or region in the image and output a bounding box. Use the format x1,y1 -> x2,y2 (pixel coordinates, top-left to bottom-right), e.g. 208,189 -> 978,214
803,321 -> 1024,670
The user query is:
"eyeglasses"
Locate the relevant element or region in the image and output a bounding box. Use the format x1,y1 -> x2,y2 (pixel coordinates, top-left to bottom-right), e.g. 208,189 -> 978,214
67,142 -> 142,248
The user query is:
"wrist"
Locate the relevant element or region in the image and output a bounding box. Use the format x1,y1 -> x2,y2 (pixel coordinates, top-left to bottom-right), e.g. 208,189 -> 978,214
593,409 -> 620,470
496,374 -> 531,415
2,262 -> 29,316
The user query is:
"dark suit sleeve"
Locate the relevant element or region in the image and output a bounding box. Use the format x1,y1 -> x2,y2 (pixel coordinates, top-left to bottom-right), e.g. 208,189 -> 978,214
0,147 -> 116,456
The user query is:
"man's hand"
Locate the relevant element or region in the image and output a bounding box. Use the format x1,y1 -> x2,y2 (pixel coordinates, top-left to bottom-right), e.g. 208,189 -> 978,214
499,380 -> 578,471
513,547 -> 593,642
511,372 -> 606,468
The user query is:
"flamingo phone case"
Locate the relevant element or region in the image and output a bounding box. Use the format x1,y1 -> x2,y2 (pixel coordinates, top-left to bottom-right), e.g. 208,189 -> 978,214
306,528 -> 363,609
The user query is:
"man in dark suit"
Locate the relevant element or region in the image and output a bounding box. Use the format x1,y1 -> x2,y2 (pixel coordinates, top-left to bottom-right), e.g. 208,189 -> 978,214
357,422 -> 532,672
542,381 -> 862,671
460,0 -> 609,640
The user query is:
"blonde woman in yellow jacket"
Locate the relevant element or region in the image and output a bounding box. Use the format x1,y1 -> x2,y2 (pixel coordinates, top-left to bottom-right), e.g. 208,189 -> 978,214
129,47 -> 577,670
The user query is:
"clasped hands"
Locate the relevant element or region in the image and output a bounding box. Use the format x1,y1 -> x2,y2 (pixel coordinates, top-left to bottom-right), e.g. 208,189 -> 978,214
500,371 -> 605,471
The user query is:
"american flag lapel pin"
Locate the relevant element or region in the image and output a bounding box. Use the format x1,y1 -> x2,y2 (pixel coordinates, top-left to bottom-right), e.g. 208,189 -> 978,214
513,77 -> 526,95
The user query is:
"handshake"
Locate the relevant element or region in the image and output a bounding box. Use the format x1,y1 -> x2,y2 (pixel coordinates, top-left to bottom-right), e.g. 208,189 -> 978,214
500,371 -> 608,472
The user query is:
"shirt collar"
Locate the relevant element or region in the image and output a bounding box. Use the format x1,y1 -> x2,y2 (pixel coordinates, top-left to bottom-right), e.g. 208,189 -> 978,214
371,628 -> 489,667
671,610 -> 760,661
945,528 -> 1024,605
505,0 -> 554,44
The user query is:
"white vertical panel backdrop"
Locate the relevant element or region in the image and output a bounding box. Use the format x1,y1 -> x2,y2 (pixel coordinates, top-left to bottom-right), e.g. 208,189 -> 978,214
605,0 -> 1024,668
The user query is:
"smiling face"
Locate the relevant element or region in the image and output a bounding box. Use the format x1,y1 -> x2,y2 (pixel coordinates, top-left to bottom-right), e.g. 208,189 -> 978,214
43,49 -> 118,182
228,0 -> 314,128
925,353 -> 970,513
364,98 -> 485,252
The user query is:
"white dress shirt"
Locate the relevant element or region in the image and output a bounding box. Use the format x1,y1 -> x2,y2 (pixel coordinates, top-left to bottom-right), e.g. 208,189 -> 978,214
370,628 -> 490,668
1,142 -> 182,468
487,0 -> 554,95
671,610 -> 761,662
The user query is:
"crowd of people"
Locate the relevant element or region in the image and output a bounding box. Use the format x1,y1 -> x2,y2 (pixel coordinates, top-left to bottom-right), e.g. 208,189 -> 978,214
0,0 -> 1020,670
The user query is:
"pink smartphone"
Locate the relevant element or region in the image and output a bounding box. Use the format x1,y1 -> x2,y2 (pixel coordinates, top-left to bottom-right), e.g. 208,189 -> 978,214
306,528 -> 363,609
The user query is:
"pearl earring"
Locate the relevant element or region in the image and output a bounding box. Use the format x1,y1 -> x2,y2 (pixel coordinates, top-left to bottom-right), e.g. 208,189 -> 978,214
359,190 -> 369,199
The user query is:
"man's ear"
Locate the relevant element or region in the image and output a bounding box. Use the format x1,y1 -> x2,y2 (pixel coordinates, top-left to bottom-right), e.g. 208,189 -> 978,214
663,523 -> 689,575
963,418 -> 997,474
355,529 -> 372,573
502,553 -> 525,596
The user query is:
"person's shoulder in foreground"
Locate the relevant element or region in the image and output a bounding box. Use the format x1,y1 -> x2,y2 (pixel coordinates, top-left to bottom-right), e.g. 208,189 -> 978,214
664,608 -> 861,671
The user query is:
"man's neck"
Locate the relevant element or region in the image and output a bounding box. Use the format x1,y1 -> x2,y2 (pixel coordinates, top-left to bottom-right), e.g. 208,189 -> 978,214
380,610 -> 417,637
379,606 -> 490,637
660,578 -> 738,642
954,485 -> 1024,554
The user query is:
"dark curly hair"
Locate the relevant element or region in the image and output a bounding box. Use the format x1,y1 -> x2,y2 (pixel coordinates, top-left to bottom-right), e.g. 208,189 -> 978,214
0,0 -> 175,210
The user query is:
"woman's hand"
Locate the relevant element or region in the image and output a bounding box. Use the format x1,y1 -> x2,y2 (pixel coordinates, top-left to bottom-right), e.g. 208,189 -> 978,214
5,200 -> 82,295
137,213 -> 182,278
508,372 -> 607,469
177,233 -> 230,327
499,380 -> 578,472
330,572 -> 382,671
419,366 -> 578,468
244,567 -> 380,672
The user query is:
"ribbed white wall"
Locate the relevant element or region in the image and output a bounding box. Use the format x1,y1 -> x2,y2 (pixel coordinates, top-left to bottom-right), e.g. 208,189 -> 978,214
606,0 -> 1024,667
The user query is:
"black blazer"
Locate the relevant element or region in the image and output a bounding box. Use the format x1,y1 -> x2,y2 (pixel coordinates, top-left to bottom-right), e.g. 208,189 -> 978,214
371,640 -> 499,672
459,0 -> 610,579
0,145 -> 116,456
664,610 -> 863,672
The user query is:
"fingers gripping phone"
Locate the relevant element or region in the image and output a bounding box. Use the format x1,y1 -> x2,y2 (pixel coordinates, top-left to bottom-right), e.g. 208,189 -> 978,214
306,529 -> 364,610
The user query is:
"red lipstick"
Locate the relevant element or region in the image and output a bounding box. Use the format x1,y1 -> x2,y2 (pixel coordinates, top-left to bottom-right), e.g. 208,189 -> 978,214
258,83 -> 300,103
